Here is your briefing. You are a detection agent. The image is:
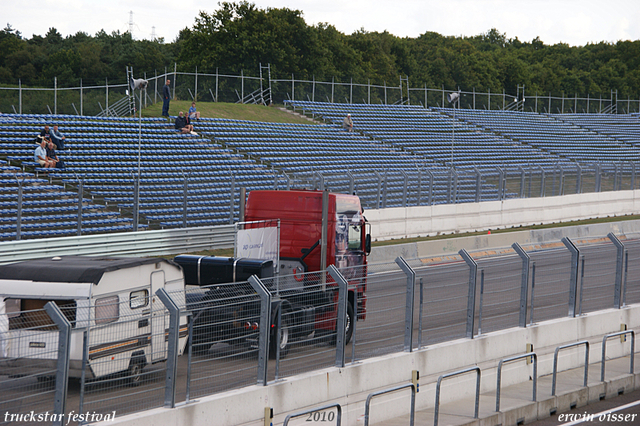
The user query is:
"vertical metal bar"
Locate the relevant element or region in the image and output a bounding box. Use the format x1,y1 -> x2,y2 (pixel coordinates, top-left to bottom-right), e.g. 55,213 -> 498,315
562,236 -> 580,318
239,187 -> 246,222
194,66 -> 198,101
459,249 -> 478,339
474,168 -> 482,203
607,233 -> 624,309
382,169 -> 388,208
320,189 -> 329,290
347,170 -> 355,195
623,250 -> 629,307
77,177 -> 83,236
229,174 -> 236,224
185,314 -> 193,402
401,170 -> 408,207
19,79 -> 22,114
183,173 -> 189,228
248,276 -> 271,385
418,277 -> 424,349
417,169 -> 422,206
426,170 -> 434,205
530,262 -> 536,325
328,265 -> 348,368
156,288 -> 180,408
478,270 -> 484,336
216,67 -> 219,102
576,164 -> 583,194
519,166 -> 525,197
539,167 -> 546,197
396,257 -> 416,352
133,175 -> 139,232
579,255 -> 586,316
512,242 -> 531,328
79,78 -> 82,115
43,302 -> 71,426
54,76 -> 57,115
78,330 -> 89,418
274,302 -> 282,380
15,177 -> 22,241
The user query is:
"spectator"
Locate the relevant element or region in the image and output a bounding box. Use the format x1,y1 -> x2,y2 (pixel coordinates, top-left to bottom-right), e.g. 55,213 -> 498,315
46,139 -> 61,168
49,125 -> 66,150
34,136 -> 54,168
162,79 -> 171,118
40,125 -> 51,142
188,102 -> 201,120
175,111 -> 196,134
343,114 -> 353,132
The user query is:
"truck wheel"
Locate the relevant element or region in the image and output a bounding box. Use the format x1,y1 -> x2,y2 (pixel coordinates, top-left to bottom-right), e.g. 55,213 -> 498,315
345,302 -> 354,345
269,311 -> 290,360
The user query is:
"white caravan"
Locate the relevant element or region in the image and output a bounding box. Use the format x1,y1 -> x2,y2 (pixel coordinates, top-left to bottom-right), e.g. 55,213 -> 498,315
0,256 -> 188,383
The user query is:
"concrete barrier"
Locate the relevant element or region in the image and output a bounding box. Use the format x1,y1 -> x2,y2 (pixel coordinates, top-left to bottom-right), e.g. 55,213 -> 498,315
365,189 -> 640,242
109,305 -> 640,426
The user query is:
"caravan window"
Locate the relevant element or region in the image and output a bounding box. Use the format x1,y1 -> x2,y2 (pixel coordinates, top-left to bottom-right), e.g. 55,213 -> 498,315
5,299 -> 76,329
95,296 -> 119,325
130,290 -> 149,309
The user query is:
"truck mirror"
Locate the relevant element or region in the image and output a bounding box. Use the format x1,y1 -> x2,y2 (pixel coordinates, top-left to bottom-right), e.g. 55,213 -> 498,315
365,234 -> 371,255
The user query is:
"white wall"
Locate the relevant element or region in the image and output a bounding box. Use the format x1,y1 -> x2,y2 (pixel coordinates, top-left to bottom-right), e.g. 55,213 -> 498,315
365,189 -> 640,242
110,305 -> 640,426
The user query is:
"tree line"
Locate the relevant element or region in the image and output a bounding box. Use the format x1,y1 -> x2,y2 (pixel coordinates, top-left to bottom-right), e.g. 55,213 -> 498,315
1,1 -> 639,98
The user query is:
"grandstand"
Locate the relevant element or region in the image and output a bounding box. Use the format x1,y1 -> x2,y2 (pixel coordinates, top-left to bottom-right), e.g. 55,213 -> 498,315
1,103 -> 640,241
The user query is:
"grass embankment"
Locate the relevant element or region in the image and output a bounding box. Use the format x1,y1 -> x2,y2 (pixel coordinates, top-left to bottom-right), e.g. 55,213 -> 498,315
141,100 -> 315,125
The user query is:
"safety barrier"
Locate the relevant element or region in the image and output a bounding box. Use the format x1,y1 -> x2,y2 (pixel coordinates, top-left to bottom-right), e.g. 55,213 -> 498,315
364,383 -> 417,426
283,403 -> 342,426
434,367 -> 480,426
552,341 -> 589,396
496,353 -> 537,412
601,330 -> 635,381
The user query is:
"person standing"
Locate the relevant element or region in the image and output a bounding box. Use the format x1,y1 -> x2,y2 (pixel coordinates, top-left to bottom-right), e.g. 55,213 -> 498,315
162,79 -> 171,118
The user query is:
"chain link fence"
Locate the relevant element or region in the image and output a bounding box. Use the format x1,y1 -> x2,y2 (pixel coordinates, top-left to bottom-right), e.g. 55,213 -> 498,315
1,233 -> 639,421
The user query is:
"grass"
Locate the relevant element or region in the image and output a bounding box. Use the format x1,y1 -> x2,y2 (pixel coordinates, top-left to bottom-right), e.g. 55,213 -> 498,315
140,100 -> 317,125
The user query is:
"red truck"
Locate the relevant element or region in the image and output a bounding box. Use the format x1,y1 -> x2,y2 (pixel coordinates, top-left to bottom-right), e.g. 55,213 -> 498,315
176,190 -> 370,357
244,190 -> 370,351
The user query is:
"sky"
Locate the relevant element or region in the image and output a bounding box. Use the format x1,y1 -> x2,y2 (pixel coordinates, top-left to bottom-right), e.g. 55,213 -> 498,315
4,0 -> 640,47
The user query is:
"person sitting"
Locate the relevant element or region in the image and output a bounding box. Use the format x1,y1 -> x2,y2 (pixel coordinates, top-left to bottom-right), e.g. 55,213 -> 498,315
343,114 -> 353,132
40,125 -> 51,142
34,136 -> 54,168
174,111 -> 196,135
46,139 -> 61,168
49,125 -> 66,150
188,102 -> 201,120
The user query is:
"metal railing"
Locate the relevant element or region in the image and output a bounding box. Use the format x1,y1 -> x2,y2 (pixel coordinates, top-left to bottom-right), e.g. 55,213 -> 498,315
434,367 -> 481,426
496,353 -> 537,412
283,403 -> 342,426
364,383 -> 417,426
2,234 -> 640,422
552,341 -> 590,396
601,330 -> 635,381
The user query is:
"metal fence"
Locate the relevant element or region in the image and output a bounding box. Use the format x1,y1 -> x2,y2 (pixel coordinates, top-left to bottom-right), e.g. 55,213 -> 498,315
0,233 -> 638,423
2,65 -> 639,115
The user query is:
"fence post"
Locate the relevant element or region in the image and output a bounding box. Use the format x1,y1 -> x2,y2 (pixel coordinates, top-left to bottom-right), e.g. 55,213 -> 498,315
401,170 -> 408,207
459,249 -> 478,339
15,176 -> 23,241
474,167 -> 482,203
562,237 -> 580,317
396,257 -> 416,352
54,76 -> 57,115
538,166 -> 545,197
425,170 -> 434,205
132,174 -> 139,232
229,174 -> 236,224
77,176 -> 83,236
512,243 -> 530,327
194,66 -> 198,101
19,79 -> 22,114
496,166 -> 504,200
155,288 -> 180,408
328,265 -> 349,367
576,164 -> 583,194
44,302 -> 72,426
216,67 -> 219,102
248,276 -> 271,385
183,172 -> 189,228
518,166 -> 525,197
607,233 -> 624,309
105,78 -> 109,116
416,169 -> 422,206
347,170 -> 355,195
631,162 -> 636,190
372,171 -> 380,208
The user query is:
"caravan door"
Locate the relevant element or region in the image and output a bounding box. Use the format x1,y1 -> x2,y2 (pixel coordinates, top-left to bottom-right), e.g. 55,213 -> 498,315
150,271 -> 167,362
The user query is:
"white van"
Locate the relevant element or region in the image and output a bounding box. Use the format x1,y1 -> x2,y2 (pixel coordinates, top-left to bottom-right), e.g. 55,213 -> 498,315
0,256 -> 188,384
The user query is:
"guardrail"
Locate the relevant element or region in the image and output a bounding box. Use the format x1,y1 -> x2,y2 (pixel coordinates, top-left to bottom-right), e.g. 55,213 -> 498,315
0,225 -> 235,264
364,383 -> 417,426
601,330 -> 635,381
434,367 -> 481,426
283,403 -> 342,426
552,341 -> 589,396
496,353 -> 537,412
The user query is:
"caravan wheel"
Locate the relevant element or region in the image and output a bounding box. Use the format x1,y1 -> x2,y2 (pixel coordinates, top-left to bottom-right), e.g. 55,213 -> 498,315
127,356 -> 146,386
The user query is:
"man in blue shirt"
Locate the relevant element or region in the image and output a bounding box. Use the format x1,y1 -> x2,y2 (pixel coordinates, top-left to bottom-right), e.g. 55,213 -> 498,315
34,136 -> 53,168
49,125 -> 66,150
